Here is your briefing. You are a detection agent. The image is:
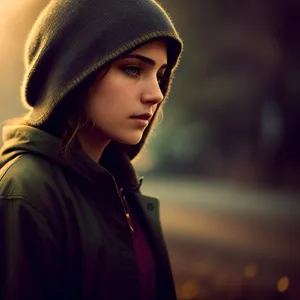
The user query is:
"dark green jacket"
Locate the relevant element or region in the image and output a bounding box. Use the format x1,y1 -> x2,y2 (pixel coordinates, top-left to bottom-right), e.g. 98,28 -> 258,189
0,125 -> 176,300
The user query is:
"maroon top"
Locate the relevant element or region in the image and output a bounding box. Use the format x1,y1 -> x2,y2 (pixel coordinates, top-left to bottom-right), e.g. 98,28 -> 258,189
121,192 -> 157,300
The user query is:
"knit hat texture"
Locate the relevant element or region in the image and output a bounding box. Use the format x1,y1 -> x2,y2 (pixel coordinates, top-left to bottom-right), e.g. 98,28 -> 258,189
22,0 -> 183,159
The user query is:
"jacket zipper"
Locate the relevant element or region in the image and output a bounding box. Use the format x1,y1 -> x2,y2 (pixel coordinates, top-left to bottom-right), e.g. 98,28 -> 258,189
119,188 -> 135,233
102,169 -> 134,234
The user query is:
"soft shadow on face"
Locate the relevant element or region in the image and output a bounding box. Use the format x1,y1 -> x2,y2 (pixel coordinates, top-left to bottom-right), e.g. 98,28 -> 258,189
78,39 -> 168,162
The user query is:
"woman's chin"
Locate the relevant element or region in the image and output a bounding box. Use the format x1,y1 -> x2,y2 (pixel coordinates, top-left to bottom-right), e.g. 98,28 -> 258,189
114,133 -> 143,145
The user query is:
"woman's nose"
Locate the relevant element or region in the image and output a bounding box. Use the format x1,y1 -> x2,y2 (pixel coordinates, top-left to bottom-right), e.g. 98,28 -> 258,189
141,79 -> 164,105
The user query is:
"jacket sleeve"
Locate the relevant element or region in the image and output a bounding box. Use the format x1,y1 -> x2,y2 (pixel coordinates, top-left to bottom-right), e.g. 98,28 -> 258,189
0,196 -> 62,300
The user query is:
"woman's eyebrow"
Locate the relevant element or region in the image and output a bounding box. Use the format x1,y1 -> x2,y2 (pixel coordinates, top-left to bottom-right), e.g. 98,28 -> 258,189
121,54 -> 168,68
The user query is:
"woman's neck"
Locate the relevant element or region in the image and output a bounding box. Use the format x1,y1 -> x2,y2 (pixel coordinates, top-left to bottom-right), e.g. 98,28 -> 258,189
77,127 -> 110,163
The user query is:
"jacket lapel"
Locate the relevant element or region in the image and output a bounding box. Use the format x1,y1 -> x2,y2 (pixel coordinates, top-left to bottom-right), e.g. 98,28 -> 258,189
126,190 -> 177,300
99,145 -> 177,299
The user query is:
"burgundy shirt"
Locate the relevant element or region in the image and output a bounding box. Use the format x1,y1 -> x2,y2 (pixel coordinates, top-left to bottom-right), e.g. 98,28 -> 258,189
121,192 -> 157,300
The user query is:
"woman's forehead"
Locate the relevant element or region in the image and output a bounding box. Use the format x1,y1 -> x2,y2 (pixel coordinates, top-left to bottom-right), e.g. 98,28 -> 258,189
128,40 -> 168,65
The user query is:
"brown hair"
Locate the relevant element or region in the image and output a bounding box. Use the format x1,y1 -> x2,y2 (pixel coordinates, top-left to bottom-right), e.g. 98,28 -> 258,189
10,57 -> 172,161
59,68 -> 109,160
58,63 -> 172,160
11,69 -> 107,161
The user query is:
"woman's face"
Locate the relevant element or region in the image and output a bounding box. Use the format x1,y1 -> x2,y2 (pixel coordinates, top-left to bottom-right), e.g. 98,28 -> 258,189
85,40 -> 168,145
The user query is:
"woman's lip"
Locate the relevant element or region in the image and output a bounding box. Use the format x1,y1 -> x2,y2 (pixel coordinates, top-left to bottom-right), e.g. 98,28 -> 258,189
130,117 -> 149,126
130,113 -> 152,120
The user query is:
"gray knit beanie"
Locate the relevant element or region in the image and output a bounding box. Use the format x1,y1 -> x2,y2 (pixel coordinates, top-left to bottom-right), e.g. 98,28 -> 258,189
22,0 -> 183,159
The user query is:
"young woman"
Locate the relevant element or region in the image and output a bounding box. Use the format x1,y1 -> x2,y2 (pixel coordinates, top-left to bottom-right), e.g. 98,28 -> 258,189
0,0 -> 183,299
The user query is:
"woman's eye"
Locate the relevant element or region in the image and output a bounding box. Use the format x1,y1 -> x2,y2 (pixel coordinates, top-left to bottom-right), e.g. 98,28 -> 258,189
157,75 -> 164,85
157,74 -> 167,89
123,66 -> 141,77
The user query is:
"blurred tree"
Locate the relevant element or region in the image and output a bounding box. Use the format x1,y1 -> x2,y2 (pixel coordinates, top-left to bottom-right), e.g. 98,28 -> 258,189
151,0 -> 300,191
262,0 -> 300,189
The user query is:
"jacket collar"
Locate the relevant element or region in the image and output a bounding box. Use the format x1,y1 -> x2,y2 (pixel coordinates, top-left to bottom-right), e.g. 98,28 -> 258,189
100,142 -> 140,190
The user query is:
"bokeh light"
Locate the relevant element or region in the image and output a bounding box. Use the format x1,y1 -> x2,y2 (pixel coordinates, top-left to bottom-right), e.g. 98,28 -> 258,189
180,281 -> 199,300
277,276 -> 290,293
243,263 -> 258,278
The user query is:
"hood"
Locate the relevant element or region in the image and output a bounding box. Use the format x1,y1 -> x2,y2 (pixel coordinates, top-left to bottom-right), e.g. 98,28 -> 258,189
0,125 -> 63,168
0,125 -> 141,189
21,0 -> 183,161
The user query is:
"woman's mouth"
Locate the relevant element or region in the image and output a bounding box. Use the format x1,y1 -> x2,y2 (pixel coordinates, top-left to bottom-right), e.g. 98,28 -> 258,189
130,112 -> 152,120
130,113 -> 152,127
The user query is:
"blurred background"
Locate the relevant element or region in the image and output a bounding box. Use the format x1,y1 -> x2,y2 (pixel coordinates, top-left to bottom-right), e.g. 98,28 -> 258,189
1,0 -> 300,299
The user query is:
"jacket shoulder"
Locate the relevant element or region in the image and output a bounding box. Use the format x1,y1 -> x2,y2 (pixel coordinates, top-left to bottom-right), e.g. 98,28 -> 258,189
0,153 -> 63,205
